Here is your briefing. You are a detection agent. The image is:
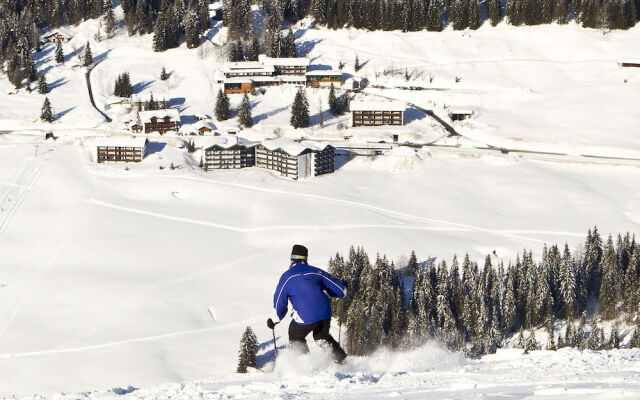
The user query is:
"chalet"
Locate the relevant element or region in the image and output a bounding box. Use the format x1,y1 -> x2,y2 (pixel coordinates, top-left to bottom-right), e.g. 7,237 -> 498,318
306,70 -> 343,88
350,101 -> 405,127
255,139 -> 335,180
345,76 -> 368,90
96,137 -> 147,163
43,29 -> 73,43
139,109 -> 180,134
202,136 -> 256,171
619,60 -> 640,68
194,120 -> 216,135
222,55 -> 311,93
448,107 -> 474,121
131,123 -> 143,133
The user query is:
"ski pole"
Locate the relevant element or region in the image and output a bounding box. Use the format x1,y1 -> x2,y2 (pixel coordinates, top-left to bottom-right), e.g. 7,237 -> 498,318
338,299 -> 345,345
272,327 -> 278,358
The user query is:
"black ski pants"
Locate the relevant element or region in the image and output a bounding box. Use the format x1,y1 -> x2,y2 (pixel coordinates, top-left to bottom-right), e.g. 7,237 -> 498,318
288,319 -> 347,363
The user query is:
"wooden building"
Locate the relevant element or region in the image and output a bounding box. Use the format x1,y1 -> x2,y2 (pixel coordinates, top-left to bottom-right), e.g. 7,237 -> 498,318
222,55 -> 312,93
255,139 -> 335,180
96,137 -> 147,163
195,120 -> 216,135
306,70 -> 343,88
350,101 -> 405,127
131,123 -> 143,133
139,109 -> 180,134
202,136 -> 256,170
448,107 -> 474,121
43,29 -> 72,43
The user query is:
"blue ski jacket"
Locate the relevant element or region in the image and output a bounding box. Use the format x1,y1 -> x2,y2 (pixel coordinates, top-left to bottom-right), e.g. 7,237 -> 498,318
273,262 -> 346,325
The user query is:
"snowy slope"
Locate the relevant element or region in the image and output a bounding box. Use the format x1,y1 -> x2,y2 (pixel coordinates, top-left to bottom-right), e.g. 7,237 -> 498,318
16,345 -> 640,399
1,7 -> 640,399
0,137 -> 639,397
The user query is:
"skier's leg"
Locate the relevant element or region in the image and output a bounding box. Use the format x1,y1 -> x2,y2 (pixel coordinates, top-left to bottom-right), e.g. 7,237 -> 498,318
288,320 -> 313,354
312,319 -> 347,363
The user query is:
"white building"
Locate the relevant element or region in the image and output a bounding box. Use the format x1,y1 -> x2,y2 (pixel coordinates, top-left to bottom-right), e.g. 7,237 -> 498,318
95,137 -> 148,163
255,138 -> 335,180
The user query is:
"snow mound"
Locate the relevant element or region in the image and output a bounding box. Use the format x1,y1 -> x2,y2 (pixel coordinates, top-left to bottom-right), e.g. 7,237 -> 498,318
356,146 -> 432,173
481,152 -> 523,166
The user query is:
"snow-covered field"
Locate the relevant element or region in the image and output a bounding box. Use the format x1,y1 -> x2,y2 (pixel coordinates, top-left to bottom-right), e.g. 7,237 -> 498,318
1,6 -> 640,399
0,135 -> 639,397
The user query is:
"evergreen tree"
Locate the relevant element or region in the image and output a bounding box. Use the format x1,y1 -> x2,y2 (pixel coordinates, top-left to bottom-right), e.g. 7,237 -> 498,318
114,72 -> 133,98
104,0 -> 117,37
426,0 -> 444,31
197,0 -> 211,33
184,9 -> 201,48
248,37 -> 261,61
24,53 -> 37,83
328,84 -> 338,115
554,0 -> 569,23
290,87 -> 310,128
7,57 -> 24,89
285,29 -> 297,57
55,41 -> 65,64
40,97 -> 54,122
525,329 -> 538,352
37,72 -> 49,94
318,101 -> 324,127
468,0 -> 482,29
236,326 -> 258,373
608,326 -> 620,349
488,0 -> 502,26
215,89 -> 231,121
599,235 -> 621,320
161,67 -> 169,81
83,41 -> 93,66
354,54 -> 361,72
237,93 -> 254,128
451,0 -> 469,30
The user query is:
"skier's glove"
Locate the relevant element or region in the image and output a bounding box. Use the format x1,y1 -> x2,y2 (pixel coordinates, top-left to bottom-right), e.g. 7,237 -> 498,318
267,318 -> 278,329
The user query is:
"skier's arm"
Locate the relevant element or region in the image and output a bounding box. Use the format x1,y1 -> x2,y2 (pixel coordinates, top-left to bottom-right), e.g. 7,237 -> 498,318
318,269 -> 347,298
273,277 -> 289,321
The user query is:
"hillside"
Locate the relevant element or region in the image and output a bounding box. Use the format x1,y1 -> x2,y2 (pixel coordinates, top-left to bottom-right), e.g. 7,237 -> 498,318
1,5 -> 640,399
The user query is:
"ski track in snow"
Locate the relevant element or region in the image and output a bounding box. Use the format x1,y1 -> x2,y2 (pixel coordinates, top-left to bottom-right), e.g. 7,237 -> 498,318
90,171 -> 586,243
0,315 -> 265,360
0,148 -> 97,343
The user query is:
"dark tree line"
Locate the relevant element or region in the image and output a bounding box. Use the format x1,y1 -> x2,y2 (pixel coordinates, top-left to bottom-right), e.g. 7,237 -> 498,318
305,0 -> 637,31
328,228 -> 640,357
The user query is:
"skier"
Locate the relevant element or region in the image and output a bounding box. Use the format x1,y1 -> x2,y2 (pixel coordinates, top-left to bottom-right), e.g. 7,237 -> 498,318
267,245 -> 348,363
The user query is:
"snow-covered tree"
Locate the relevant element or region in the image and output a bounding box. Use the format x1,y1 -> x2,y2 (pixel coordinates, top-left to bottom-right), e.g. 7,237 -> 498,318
236,326 -> 258,373
83,41 -> 93,66
290,87 -> 309,128
237,93 -> 254,128
37,72 -> 49,94
40,97 -> 54,122
215,89 -> 231,121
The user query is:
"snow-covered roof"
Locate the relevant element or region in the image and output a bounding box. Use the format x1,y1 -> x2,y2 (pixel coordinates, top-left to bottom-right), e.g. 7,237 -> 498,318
208,2 -> 223,11
223,62 -> 275,75
139,109 -> 180,123
194,120 -> 216,131
260,138 -> 331,156
279,76 -> 308,83
94,136 -> 147,148
306,70 -> 343,77
259,55 -> 311,67
448,107 -> 474,115
350,101 -> 406,112
44,29 -> 73,39
200,136 -> 255,150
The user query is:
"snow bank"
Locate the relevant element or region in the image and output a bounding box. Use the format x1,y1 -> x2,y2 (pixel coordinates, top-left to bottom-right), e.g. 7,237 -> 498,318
353,146 -> 432,173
